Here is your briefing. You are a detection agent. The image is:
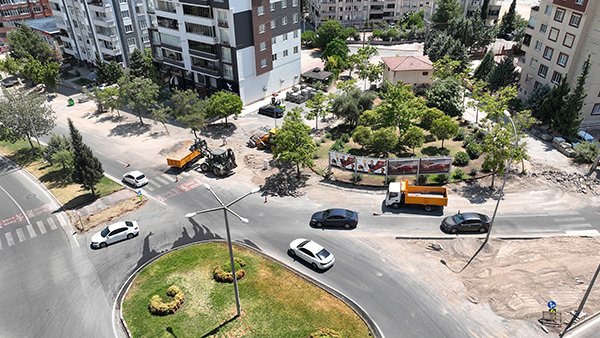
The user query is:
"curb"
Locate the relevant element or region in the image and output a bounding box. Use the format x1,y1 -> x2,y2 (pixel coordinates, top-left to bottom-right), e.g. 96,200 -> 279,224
395,235 -> 589,240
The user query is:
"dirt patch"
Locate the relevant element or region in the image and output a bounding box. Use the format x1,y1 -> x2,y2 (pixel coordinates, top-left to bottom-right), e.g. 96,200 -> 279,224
73,196 -> 146,231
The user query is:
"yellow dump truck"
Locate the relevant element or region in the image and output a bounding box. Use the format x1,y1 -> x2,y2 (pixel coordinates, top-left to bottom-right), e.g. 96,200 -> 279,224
385,180 -> 448,212
166,140 -> 203,169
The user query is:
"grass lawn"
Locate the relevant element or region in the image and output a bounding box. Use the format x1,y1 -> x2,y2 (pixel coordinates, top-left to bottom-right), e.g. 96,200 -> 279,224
60,71 -> 78,80
73,77 -> 94,86
123,242 -> 373,338
0,140 -> 123,207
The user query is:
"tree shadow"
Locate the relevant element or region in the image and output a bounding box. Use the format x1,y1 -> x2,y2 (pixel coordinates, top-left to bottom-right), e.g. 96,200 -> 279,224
451,180 -> 494,205
309,49 -> 322,58
108,122 -> 152,137
201,123 -> 238,141
96,114 -> 125,124
5,146 -> 42,167
421,146 -> 451,156
261,163 -> 309,197
327,124 -> 355,140
63,193 -> 98,210
38,168 -> 72,189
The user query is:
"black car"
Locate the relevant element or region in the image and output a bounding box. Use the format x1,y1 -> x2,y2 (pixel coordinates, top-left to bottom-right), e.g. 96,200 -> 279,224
258,105 -> 284,118
440,212 -> 491,234
310,209 -> 358,229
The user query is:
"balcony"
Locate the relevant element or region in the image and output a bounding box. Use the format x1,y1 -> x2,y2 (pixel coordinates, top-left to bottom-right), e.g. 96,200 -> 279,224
88,1 -> 112,14
100,45 -> 121,56
92,16 -> 116,27
191,65 -> 220,77
155,4 -> 176,13
217,19 -> 229,28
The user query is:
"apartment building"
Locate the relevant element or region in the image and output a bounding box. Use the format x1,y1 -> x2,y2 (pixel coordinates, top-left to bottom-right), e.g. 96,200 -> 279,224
0,0 -> 54,44
307,0 -> 434,29
518,0 -> 600,126
459,0 -> 501,25
48,0 -> 151,67
147,0 -> 301,104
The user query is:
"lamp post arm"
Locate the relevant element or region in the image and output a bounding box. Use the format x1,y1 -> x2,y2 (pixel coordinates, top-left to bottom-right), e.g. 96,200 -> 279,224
186,206 -> 224,217
206,187 -> 225,206
224,206 -> 248,223
226,190 -> 255,208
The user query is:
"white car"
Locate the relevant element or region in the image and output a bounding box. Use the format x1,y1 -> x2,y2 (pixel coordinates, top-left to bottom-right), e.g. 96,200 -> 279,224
91,221 -> 139,248
288,238 -> 335,270
122,170 -> 149,187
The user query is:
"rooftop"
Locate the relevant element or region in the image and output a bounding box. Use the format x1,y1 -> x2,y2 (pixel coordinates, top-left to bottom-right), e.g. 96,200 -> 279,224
381,56 -> 433,72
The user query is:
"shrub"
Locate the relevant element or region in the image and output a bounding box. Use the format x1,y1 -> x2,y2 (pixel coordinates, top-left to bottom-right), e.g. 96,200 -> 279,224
454,128 -> 466,141
325,132 -> 332,139
462,135 -> 475,148
148,285 -> 185,316
470,166 -> 479,176
385,176 -> 397,184
213,257 -> 247,283
330,139 -> 345,151
417,175 -> 428,185
424,133 -> 436,143
475,129 -> 486,141
351,173 -> 362,183
451,168 -> 467,181
310,328 -> 342,338
453,151 -> 470,166
573,142 -> 600,164
466,143 -> 482,159
340,133 -> 351,143
430,174 -> 448,184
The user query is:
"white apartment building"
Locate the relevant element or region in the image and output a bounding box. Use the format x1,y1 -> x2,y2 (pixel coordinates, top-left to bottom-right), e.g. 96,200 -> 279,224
49,0 -> 151,67
518,0 -> 600,126
147,0 -> 302,104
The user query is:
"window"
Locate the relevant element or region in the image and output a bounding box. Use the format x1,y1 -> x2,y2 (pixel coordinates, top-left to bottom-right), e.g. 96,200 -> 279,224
125,24 -> 133,33
293,0 -> 298,6
222,47 -> 232,62
523,34 -> 531,46
272,37 -> 276,44
422,71 -> 429,76
535,40 -> 543,51
283,50 -> 288,57
534,81 -> 541,89
282,33 -> 288,41
272,53 -> 277,61
563,33 -> 575,47
554,8 -> 564,22
122,10 -> 130,18
540,23 -> 547,33
526,74 -> 533,84
575,0 -> 584,4
548,27 -> 559,41
33,6 -> 41,12
543,47 -> 553,60
270,3 -> 275,11
538,64 -> 548,78
139,20 -> 147,29
592,104 -> 600,115
544,4 -> 552,15
551,71 -> 562,84
557,53 -> 568,66
293,30 -> 298,38
282,16 -> 288,25
282,0 -> 287,8
223,64 -> 233,79
258,6 -> 264,15
529,58 -> 538,68
259,24 -> 265,33
527,17 -> 536,29
127,38 -> 136,46
142,35 -> 149,43
569,13 -> 581,27
293,46 -> 298,54
260,41 -> 266,51
293,13 -> 298,23
271,20 -> 276,29
261,58 -> 267,67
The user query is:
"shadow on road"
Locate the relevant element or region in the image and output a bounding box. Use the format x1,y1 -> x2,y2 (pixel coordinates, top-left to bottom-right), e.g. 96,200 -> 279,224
261,163 -> 309,197
451,180 -> 494,205
109,122 -> 152,137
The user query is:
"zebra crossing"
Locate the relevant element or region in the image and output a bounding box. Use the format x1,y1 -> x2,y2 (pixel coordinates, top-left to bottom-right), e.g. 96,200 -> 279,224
144,171 -> 193,192
0,216 -> 66,250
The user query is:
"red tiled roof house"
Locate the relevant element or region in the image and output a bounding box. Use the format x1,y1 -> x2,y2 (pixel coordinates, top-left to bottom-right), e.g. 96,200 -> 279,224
381,56 -> 434,90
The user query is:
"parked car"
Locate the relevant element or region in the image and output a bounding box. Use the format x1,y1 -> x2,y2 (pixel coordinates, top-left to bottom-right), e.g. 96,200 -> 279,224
1,78 -> 16,87
566,130 -> 597,147
122,170 -> 149,187
258,105 -> 284,118
440,212 -> 491,234
310,208 -> 358,229
91,221 -> 139,248
288,238 -> 335,270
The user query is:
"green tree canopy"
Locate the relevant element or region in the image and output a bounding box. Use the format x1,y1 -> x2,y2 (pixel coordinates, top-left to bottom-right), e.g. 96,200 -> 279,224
487,55 -> 520,92
8,24 -> 52,62
402,126 -> 425,155
481,123 -> 513,188
473,50 -> 495,81
272,108 -> 318,178
118,74 -> 159,125
316,20 -> 346,50
419,107 -> 445,130
69,119 -> 104,195
331,89 -> 376,127
305,92 -> 330,129
376,81 -> 426,133
352,125 -> 372,149
431,0 -> 461,29
540,76 -> 570,131
370,127 -> 398,156
205,91 -> 242,126
43,133 -> 72,165
129,49 -> 162,85
555,54 -> 591,137
301,30 -> 316,47
430,115 -> 459,148
524,83 -> 552,124
425,78 -> 464,117
498,0 -> 517,37
424,31 -> 470,71
321,38 -> 350,65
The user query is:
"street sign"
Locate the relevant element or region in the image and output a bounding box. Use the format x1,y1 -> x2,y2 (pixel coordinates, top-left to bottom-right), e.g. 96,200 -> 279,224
138,190 -> 142,196
548,301 -> 556,309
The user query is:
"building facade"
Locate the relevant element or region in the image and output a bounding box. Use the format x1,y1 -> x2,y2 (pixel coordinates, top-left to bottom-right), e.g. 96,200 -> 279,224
148,0 -> 301,104
518,0 -> 600,126
48,0 -> 151,67
459,0 -> 501,26
381,55 -> 433,88
0,0 -> 54,44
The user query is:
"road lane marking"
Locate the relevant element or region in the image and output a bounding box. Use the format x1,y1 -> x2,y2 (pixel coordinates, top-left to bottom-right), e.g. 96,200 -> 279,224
565,230 -> 600,236
180,171 -> 191,176
154,176 -> 169,185
553,217 -> 586,222
26,224 -> 36,238
145,185 -> 155,191
15,228 -> 26,242
95,150 -> 106,156
37,220 -> 47,234
5,233 -> 14,246
148,180 -> 161,188
0,184 -> 32,228
48,218 -> 57,230
558,223 -> 592,229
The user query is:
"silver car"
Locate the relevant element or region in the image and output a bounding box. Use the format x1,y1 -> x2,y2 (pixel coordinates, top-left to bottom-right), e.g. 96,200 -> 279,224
288,238 -> 335,270
122,170 -> 149,187
91,221 -> 139,248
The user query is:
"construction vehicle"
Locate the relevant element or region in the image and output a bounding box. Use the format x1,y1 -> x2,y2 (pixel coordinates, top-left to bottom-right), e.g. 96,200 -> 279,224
385,180 -> 448,212
248,128 -> 278,151
167,139 -> 237,176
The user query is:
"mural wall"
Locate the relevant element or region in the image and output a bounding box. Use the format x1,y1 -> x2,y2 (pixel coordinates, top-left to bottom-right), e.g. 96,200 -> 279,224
329,151 -> 452,176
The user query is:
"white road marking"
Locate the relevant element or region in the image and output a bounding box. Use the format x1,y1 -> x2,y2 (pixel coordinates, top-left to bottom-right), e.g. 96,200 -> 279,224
26,224 -> 36,238
154,176 -> 170,185
15,228 -> 25,242
0,184 -> 32,227
148,180 -> 161,188
180,171 -> 191,177
48,218 -> 57,230
553,217 -> 586,222
0,238 -> 2,250
558,223 -> 592,229
145,185 -> 155,191
5,233 -> 14,246
95,150 -> 106,156
37,220 -> 47,234
565,230 -> 600,236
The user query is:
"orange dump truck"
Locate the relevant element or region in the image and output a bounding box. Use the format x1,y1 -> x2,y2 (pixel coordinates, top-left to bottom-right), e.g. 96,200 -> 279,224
166,140 -> 204,169
385,180 -> 448,212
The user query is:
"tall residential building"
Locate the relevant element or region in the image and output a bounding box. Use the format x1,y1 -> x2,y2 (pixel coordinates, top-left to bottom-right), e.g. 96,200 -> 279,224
308,0 -> 434,29
48,0 -> 151,67
147,0 -> 301,104
460,0 -> 501,25
518,0 -> 600,126
0,0 -> 54,44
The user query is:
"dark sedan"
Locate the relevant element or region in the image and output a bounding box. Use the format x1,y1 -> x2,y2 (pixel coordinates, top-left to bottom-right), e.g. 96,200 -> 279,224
440,212 -> 491,234
258,105 -> 284,118
310,209 -> 358,229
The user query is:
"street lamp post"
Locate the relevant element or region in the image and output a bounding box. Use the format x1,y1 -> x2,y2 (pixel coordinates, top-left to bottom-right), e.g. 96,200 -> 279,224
484,111 -> 518,244
185,184 -> 260,317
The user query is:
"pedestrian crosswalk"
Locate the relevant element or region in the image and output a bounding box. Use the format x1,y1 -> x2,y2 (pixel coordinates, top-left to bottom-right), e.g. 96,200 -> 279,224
145,171 -> 193,192
0,216 -> 66,250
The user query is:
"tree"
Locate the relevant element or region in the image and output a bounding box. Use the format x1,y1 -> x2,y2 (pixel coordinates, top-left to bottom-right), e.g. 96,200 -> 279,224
272,108 -> 318,178
118,74 -> 159,125
359,110 -> 380,126
479,85 -> 517,123
7,24 -> 52,62
425,78 -> 464,117
69,119 -> 104,196
52,150 -> 73,172
370,127 -> 398,156
331,89 -> 376,127
316,20 -> 346,50
305,92 -> 330,129
356,61 -> 383,90
447,12 -> 494,52
43,133 -> 72,165
524,84 -> 551,124
205,91 -> 242,126
419,107 -> 445,130
170,87 -> 208,138
150,104 -> 171,135
487,55 -> 520,92
129,49 -> 161,84
424,31 -> 470,71
431,0 -> 461,30
540,76 -> 570,131
103,61 -> 124,85
0,55 -> 24,75
0,87 -> 56,148
556,54 -> 591,137
481,123 -> 513,188
473,50 -> 495,81
403,126 -> 425,155
480,0 -> 490,21
352,126 -> 372,149
430,115 -> 458,148
21,56 -> 59,88
376,81 -> 426,133
301,31 -> 316,47
498,0 -> 517,37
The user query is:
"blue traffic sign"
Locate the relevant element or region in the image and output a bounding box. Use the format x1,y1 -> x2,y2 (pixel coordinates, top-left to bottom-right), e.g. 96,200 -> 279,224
138,190 -> 142,196
548,301 -> 556,309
